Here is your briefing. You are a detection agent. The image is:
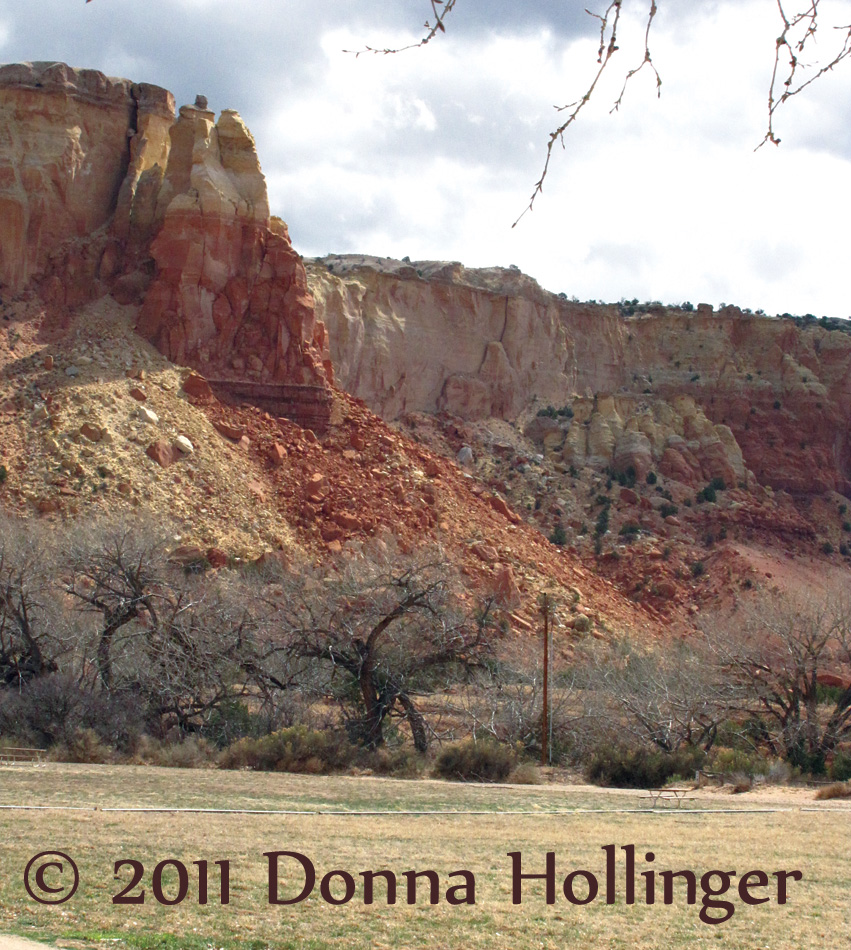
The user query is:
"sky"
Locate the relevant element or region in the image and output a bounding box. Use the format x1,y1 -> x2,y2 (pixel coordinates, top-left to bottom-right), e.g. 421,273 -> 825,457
2,0 -> 851,317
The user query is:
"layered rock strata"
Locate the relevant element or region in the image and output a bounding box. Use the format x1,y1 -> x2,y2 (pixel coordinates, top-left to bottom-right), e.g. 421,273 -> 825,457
309,256 -> 851,496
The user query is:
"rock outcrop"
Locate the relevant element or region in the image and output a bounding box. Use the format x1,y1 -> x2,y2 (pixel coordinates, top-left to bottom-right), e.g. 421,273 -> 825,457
136,105 -> 329,384
0,61 -> 171,300
309,256 -> 571,420
0,61 -> 330,387
554,393 -> 750,489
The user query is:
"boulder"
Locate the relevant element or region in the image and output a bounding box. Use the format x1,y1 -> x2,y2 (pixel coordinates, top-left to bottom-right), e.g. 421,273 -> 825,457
182,373 -> 214,399
269,443 -> 287,467
79,423 -> 104,443
612,430 -> 653,480
213,420 -> 245,441
492,565 -> 521,608
146,439 -> 180,467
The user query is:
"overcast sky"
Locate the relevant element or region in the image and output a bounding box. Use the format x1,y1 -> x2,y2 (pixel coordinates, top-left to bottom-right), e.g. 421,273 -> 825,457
2,0 -> 850,316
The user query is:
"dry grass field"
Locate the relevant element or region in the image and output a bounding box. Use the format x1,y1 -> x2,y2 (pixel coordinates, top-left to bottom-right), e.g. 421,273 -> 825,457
0,764 -> 848,949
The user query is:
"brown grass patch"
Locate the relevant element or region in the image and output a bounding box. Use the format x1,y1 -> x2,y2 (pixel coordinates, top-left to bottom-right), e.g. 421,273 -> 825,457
815,781 -> 851,801
0,764 -> 848,949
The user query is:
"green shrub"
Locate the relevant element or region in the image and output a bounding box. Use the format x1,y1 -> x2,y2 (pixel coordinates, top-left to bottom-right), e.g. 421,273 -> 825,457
709,747 -> 773,778
367,746 -> 424,778
659,503 -> 678,518
201,699 -> 263,748
0,464 -> 7,484
691,560 -> 705,577
822,541 -> 835,555
830,750 -> 851,782
434,739 -> 517,782
220,726 -> 355,774
549,523 -> 567,546
585,743 -> 705,788
646,471 -> 657,485
614,466 -> 636,488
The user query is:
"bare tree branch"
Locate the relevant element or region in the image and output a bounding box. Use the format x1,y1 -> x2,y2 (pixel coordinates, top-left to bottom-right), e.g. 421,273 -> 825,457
760,0 -> 851,147
345,0 -> 459,56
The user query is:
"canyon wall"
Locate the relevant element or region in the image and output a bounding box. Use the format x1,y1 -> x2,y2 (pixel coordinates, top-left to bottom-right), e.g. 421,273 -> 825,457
310,257 -> 851,495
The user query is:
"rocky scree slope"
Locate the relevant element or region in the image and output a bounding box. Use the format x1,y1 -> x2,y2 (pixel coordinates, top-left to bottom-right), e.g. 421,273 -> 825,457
308,257 -> 851,605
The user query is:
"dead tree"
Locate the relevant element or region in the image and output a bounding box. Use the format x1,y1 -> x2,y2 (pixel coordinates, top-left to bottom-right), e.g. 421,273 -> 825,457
581,634 -> 737,754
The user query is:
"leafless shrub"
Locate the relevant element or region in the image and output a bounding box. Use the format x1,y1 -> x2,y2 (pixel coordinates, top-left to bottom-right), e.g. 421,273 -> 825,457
0,513 -> 69,687
702,590 -> 851,772
579,634 -> 737,754
815,781 -> 851,800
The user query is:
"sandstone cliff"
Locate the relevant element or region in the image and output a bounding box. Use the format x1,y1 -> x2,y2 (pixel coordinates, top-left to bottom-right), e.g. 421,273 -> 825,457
0,61 -> 330,386
3,62 -> 849,500
309,256 -> 851,496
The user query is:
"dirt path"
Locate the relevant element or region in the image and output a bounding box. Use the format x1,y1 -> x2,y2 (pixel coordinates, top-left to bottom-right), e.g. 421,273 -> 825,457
0,937 -> 55,950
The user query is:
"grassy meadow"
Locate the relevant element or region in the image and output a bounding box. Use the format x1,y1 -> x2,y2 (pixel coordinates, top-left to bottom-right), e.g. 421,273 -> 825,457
0,764 -> 848,949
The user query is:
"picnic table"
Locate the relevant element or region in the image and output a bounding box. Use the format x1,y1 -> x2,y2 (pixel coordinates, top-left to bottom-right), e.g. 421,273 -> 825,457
0,747 -> 45,765
645,787 -> 692,808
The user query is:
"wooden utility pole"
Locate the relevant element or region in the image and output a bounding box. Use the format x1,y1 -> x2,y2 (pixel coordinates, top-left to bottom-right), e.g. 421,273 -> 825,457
541,593 -> 550,766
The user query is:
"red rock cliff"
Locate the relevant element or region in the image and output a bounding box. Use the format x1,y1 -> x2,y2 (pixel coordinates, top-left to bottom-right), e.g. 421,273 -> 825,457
0,61 -> 330,387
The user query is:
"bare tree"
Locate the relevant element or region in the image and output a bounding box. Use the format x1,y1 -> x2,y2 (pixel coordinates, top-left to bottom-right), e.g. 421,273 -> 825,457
451,637 -> 587,761
124,580 -> 263,738
64,520 -> 168,690
703,592 -> 851,770
581,634 -> 736,753
0,515 -> 65,687
266,551 -> 499,751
